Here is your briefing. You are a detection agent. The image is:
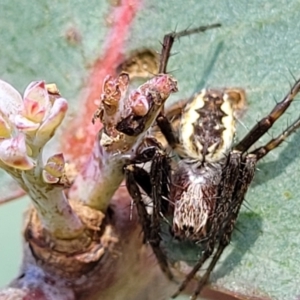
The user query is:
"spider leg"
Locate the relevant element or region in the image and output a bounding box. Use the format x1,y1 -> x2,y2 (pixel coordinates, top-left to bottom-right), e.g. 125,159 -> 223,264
190,242 -> 225,300
171,239 -> 215,298
235,79 -> 300,152
250,116 -> 300,160
156,114 -> 179,149
150,147 -> 171,217
137,136 -> 172,219
134,141 -> 171,224
126,140 -> 174,279
154,99 -> 190,149
214,152 -> 242,224
159,23 -> 220,115
125,164 -> 174,280
125,165 -> 151,239
159,23 -> 221,74
190,153 -> 257,299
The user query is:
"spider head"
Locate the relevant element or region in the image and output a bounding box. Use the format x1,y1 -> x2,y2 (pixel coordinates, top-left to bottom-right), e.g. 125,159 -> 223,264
178,89 -> 243,164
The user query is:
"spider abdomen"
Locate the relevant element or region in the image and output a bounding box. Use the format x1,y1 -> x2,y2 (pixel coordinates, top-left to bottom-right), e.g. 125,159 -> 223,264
171,161 -> 223,240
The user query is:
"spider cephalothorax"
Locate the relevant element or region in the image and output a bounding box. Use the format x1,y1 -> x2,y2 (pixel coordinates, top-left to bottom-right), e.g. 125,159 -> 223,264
177,89 -> 236,162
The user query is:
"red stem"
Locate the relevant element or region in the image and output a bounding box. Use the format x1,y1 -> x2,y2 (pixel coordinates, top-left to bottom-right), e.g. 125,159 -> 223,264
61,0 -> 142,166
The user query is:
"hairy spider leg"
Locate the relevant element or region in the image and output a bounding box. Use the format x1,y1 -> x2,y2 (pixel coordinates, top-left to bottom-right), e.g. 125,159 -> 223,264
191,153 -> 256,299
150,148 -> 172,218
125,143 -> 173,280
235,79 -> 300,153
158,23 -> 221,74
158,23 -> 220,115
125,164 -> 173,280
133,139 -> 171,229
156,113 -> 179,149
251,115 -> 300,160
154,98 -> 190,150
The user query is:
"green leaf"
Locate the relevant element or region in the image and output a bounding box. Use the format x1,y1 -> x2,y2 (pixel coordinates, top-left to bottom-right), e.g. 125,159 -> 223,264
1,1 -> 300,300
129,2 -> 300,299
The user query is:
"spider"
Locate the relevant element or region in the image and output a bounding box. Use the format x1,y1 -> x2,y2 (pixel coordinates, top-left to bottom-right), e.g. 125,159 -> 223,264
117,24 -> 300,299
154,82 -> 300,299
117,23 -> 221,281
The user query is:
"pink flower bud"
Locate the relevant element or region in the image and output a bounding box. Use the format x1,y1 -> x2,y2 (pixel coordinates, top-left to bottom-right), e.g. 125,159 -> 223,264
14,115 -> 40,132
0,80 -> 23,118
130,91 -> 149,116
44,153 -> 65,178
35,97 -> 68,146
23,81 -> 49,123
0,134 -> 34,170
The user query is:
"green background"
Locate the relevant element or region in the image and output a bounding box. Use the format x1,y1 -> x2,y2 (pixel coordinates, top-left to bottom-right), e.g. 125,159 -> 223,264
1,1 -> 300,299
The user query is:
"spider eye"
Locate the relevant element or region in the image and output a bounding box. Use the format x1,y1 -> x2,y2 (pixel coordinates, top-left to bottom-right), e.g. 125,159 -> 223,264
188,226 -> 194,233
178,89 -> 236,163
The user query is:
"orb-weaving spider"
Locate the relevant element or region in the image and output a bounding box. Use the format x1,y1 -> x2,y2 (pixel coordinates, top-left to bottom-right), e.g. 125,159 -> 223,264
116,23 -> 221,281
117,25 -> 300,299
155,81 -> 300,299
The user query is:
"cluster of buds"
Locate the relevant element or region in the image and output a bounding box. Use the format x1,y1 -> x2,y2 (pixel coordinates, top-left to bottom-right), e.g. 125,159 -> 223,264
0,80 -> 67,181
0,80 -> 82,239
